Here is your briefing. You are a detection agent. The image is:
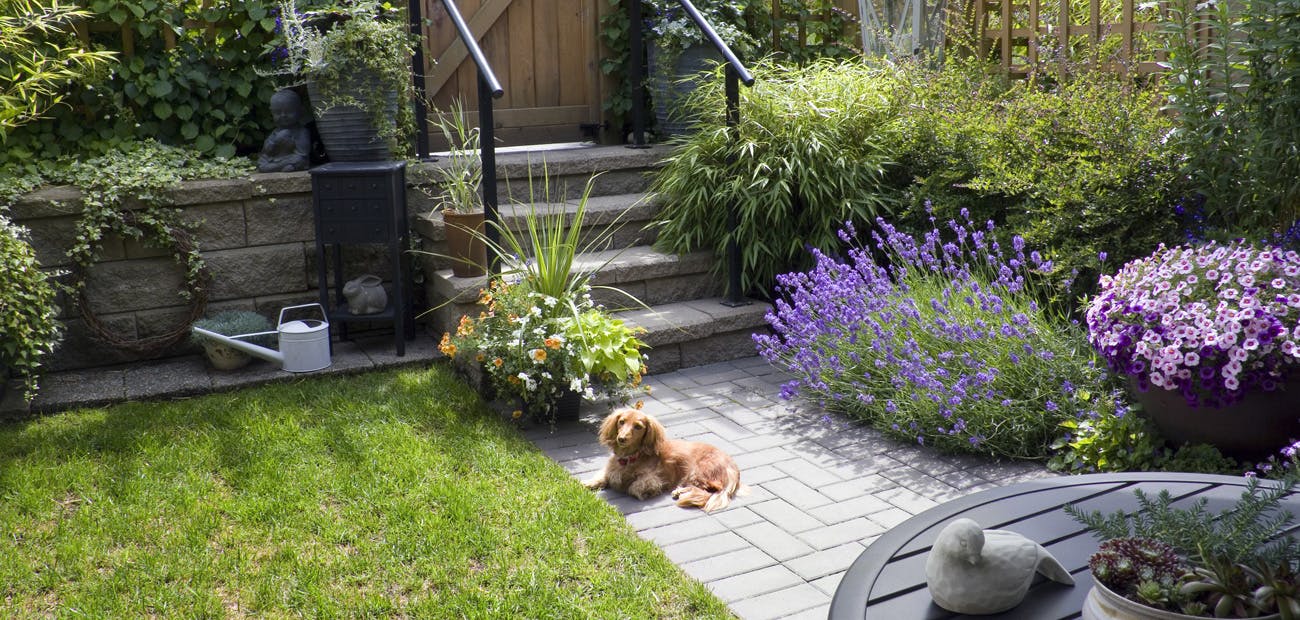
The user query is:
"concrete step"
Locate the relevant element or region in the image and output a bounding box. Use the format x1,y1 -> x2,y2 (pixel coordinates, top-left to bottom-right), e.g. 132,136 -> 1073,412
412,193 -> 662,272
617,298 -> 773,375
408,143 -> 673,210
421,246 -> 723,336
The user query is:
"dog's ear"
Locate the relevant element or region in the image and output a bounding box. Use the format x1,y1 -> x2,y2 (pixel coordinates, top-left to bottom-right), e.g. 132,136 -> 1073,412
641,413 -> 667,454
598,410 -> 622,448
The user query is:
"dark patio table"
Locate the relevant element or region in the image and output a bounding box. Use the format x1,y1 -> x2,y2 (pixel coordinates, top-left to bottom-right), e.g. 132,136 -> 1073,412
828,472 -> 1298,620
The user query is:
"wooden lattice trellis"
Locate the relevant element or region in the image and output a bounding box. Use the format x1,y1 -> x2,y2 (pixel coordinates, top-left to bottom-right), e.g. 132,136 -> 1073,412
950,0 -> 1216,78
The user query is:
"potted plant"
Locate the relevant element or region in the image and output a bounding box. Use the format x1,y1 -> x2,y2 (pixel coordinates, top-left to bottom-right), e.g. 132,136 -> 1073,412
191,310 -> 275,371
1067,476 -> 1300,619
435,175 -> 649,423
643,0 -> 765,136
1085,241 -> 1300,455
0,216 -> 62,402
266,0 -> 416,161
423,99 -> 486,278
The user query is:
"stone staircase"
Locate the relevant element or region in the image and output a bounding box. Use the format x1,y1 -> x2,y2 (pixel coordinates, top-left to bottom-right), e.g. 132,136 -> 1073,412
412,144 -> 771,374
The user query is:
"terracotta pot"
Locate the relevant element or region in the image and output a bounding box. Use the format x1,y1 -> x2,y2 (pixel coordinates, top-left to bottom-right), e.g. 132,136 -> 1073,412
442,210 -> 486,278
1082,581 -> 1280,620
1131,377 -> 1300,458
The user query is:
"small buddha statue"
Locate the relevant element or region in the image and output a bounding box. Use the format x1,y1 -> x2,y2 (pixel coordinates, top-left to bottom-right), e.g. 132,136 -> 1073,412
257,89 -> 311,173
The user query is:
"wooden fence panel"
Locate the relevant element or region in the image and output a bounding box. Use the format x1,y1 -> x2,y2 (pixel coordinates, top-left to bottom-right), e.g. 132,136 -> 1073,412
960,0 -> 1177,78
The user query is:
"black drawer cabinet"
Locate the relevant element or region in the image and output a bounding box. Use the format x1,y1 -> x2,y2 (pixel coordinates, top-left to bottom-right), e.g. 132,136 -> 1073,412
309,161 -> 413,355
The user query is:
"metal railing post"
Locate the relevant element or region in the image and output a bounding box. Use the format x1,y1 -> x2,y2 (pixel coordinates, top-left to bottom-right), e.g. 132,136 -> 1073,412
441,0 -> 504,276
478,73 -> 500,276
628,0 -> 648,148
409,0 -> 430,160
721,64 -> 749,307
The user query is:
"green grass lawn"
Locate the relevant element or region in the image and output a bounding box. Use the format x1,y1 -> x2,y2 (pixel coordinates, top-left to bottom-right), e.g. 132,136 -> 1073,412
0,365 -> 734,618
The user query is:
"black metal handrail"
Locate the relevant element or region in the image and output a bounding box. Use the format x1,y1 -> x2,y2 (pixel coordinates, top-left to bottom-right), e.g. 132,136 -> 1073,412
629,0 -> 754,306
438,0 -> 506,275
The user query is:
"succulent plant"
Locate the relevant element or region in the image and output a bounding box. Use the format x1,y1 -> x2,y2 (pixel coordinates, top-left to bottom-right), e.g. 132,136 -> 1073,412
1089,537 -> 1186,604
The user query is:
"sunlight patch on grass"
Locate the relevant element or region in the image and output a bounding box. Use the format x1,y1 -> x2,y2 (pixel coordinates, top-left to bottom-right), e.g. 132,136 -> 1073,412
0,365 -> 732,618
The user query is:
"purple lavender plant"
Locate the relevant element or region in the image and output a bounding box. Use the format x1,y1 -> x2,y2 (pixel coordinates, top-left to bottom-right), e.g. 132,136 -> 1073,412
1086,241 -> 1300,408
756,210 -> 1112,459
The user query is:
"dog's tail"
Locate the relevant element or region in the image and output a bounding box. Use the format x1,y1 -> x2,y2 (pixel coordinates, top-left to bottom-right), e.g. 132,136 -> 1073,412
676,465 -> 744,513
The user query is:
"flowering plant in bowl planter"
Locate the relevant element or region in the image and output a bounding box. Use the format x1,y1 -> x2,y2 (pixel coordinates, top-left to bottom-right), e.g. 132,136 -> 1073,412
1087,241 -> 1300,409
439,279 -> 647,422
435,175 -> 649,422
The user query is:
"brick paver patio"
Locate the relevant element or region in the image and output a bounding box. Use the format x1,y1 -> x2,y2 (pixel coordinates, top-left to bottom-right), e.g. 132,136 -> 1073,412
524,357 -> 1059,620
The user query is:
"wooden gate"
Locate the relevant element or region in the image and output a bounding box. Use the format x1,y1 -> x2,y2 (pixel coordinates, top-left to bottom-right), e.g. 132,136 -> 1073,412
421,0 -> 604,148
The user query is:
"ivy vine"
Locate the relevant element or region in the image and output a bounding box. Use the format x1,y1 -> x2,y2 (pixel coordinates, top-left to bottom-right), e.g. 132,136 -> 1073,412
11,140 -> 253,354
0,0 -> 335,166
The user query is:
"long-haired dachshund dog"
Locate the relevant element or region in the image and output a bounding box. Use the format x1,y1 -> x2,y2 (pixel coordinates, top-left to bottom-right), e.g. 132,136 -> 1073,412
584,408 -> 745,512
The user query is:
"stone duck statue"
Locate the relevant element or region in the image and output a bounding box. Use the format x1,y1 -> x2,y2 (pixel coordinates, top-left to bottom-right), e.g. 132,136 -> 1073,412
925,518 -> 1074,615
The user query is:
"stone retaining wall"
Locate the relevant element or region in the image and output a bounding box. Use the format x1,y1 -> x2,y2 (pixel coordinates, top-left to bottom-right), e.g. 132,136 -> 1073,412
11,171 -> 433,372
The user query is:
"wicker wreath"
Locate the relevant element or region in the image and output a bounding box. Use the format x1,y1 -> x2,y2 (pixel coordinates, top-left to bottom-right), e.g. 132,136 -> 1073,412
69,208 -> 211,355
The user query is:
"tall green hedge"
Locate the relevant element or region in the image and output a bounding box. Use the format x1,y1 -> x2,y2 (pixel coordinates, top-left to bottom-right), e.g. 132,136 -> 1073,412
651,57 -> 1185,305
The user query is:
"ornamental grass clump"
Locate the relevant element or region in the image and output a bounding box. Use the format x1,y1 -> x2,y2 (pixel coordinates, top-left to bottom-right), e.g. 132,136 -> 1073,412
1087,242 -> 1300,408
755,210 -> 1113,459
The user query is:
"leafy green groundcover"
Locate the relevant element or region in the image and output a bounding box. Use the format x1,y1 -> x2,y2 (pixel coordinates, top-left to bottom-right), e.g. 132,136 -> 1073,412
0,366 -> 731,618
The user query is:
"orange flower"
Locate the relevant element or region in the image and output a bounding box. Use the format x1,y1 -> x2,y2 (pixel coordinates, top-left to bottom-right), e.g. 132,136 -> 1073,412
508,375 -> 521,384
544,337 -> 562,350
493,357 -> 504,368
456,315 -> 475,336
530,348 -> 547,363
512,409 -> 523,419
438,333 -> 457,358
634,400 -> 645,410
475,352 -> 486,363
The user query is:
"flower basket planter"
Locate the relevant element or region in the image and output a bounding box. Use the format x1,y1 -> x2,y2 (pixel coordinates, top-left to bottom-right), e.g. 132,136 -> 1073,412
1131,378 -> 1300,458
442,210 -> 486,278
1082,580 -> 1280,620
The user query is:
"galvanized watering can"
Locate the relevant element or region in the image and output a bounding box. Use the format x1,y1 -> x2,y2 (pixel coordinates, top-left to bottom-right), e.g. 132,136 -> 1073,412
191,303 -> 331,372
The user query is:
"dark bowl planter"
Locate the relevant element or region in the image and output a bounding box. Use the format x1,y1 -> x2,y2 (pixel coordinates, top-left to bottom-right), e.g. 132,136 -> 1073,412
1131,377 -> 1300,459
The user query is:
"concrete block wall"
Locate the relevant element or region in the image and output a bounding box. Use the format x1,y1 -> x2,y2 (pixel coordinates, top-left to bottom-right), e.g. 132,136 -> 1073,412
10,172 -> 435,372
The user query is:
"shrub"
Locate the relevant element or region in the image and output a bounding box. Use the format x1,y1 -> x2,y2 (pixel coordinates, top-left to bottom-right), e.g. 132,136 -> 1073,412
651,59 -> 896,297
0,216 -> 62,401
1160,0 -> 1300,235
0,1 -> 116,139
1,0 -> 334,164
755,209 -> 1116,459
884,57 -> 1186,306
1049,401 -> 1168,473
651,57 -> 1185,306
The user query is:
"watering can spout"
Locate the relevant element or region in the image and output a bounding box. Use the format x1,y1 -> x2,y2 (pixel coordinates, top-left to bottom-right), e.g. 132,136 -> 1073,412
192,326 -> 284,364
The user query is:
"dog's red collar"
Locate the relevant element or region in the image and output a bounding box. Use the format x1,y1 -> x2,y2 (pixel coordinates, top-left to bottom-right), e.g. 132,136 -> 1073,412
617,454 -> 639,466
